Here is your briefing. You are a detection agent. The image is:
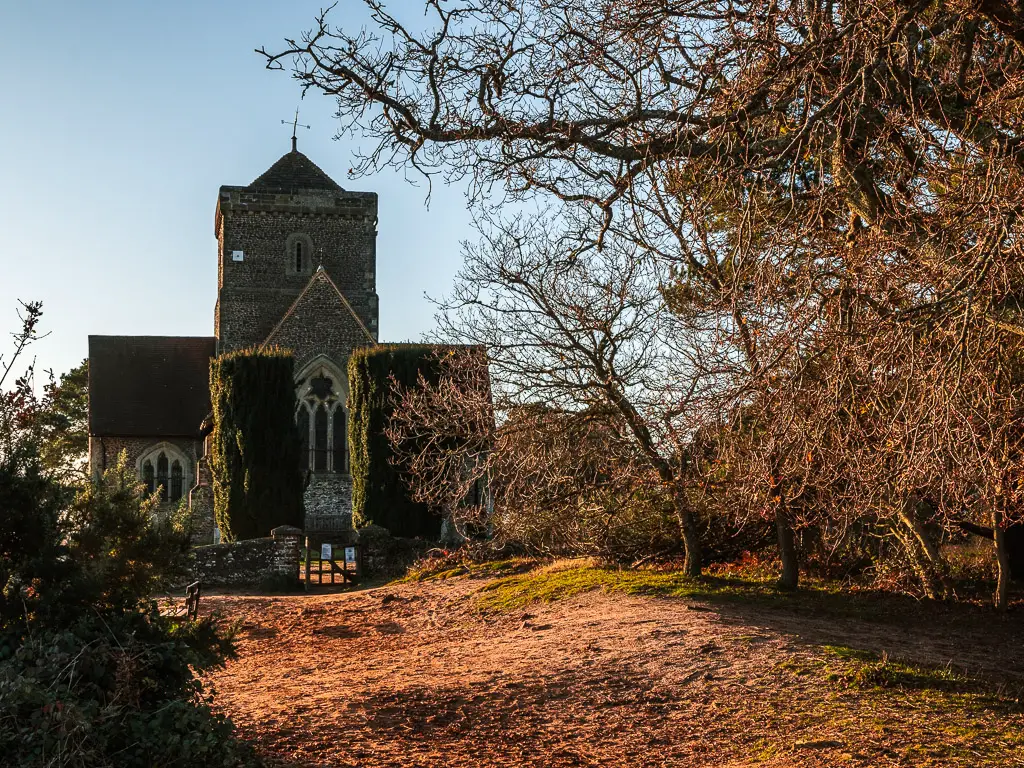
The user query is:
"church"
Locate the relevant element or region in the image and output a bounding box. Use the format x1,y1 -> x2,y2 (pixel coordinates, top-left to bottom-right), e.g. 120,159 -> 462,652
87,138 -> 378,542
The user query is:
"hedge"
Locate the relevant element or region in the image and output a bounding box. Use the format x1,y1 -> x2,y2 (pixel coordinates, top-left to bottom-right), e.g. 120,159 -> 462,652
209,346 -> 304,541
348,344 -> 443,538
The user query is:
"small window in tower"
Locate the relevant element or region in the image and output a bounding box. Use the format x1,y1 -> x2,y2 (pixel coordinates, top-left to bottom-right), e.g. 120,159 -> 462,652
295,241 -> 303,273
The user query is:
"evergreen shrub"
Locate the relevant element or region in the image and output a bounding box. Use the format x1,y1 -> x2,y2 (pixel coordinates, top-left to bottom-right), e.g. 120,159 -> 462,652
348,344 -> 443,538
0,454 -> 258,768
209,347 -> 304,541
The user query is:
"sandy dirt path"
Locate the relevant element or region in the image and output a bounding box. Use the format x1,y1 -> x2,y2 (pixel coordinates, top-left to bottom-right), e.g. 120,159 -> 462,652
203,575 -> 1024,768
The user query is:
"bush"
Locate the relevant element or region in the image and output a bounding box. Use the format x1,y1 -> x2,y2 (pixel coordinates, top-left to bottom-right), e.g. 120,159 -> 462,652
348,345 -> 444,537
0,452 -> 258,768
210,347 -> 304,542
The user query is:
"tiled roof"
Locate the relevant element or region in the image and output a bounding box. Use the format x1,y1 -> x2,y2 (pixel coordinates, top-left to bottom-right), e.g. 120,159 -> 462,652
88,336 -> 216,437
249,150 -> 343,192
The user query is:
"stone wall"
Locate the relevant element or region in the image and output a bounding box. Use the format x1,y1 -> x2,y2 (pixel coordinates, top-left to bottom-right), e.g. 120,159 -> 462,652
305,474 -> 354,534
190,525 -> 302,588
356,524 -> 432,577
214,187 -> 379,354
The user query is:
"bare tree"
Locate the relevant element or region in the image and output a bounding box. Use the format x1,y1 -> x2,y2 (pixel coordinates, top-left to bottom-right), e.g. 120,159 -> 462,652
412,216 -> 736,574
1,301 -> 46,463
266,1 -> 1024,597
388,349 -> 677,557
385,346 -> 495,536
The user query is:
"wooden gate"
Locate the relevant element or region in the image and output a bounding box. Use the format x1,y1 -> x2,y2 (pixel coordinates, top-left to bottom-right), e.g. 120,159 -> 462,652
303,538 -> 363,588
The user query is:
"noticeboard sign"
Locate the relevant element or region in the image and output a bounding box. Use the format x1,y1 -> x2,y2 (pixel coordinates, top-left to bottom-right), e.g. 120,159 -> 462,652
344,546 -> 357,564
321,543 -> 333,561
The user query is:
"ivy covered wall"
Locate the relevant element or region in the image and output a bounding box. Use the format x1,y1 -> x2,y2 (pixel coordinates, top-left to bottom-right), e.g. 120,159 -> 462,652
209,347 -> 304,541
348,344 -> 443,538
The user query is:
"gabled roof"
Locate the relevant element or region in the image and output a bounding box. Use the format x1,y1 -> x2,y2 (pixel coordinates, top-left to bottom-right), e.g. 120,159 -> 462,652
248,149 -> 343,193
264,267 -> 377,349
89,336 -> 216,437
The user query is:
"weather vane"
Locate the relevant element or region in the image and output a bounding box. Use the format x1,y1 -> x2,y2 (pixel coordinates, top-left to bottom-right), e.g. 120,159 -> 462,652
282,107 -> 310,151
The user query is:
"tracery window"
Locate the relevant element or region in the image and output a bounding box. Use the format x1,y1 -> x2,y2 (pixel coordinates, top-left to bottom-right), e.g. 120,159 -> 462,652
138,444 -> 191,504
295,362 -> 348,474
297,407 -> 310,472
332,407 -> 347,474
313,403 -> 328,472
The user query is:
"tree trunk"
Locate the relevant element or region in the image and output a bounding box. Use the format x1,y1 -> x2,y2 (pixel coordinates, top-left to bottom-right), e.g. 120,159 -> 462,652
775,507 -> 799,590
674,491 -> 702,577
891,524 -> 938,600
897,497 -> 951,598
993,504 -> 1010,612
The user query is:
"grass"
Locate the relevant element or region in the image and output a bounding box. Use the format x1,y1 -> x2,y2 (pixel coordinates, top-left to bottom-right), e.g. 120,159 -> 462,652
474,560 -> 702,612
771,645 -> 1024,765
821,645 -> 972,691
471,559 -> 965,625
457,558 -> 1024,765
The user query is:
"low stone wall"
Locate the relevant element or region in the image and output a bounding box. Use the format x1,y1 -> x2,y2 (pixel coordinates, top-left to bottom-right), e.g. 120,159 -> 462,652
191,525 -> 303,588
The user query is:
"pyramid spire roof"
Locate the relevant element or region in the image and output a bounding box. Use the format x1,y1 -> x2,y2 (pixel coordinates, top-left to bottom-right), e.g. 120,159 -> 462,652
248,149 -> 343,193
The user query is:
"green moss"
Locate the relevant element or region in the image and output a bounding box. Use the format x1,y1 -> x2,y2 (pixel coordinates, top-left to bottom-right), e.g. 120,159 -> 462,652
472,561 -> 835,613
768,646 -> 1024,766
475,563 -> 700,612
819,646 -> 991,697
821,644 -> 878,661
471,561 -> 1005,629
749,738 -> 781,762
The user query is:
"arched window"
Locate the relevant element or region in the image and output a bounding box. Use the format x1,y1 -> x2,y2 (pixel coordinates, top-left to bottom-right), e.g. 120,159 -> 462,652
156,453 -> 169,502
138,443 -> 192,505
295,358 -> 349,475
170,461 -> 183,502
295,241 -> 303,273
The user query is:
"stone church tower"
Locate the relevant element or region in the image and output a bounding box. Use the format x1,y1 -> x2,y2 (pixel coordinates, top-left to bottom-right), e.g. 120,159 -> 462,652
88,141 -> 378,540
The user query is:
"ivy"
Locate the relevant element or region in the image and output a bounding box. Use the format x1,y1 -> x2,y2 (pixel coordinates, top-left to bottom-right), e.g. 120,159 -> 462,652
209,347 -> 304,541
348,345 -> 443,538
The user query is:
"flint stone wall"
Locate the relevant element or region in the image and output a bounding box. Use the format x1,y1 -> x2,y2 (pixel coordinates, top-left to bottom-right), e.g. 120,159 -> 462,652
304,473 -> 353,533
191,525 -> 302,587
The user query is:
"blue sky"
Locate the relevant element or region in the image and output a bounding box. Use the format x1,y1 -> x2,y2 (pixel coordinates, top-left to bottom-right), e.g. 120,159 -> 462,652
0,0 -> 472,380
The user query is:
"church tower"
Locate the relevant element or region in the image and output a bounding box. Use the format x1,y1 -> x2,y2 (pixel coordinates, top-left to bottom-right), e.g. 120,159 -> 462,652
88,140 -> 377,542
214,144 -> 379,360
212,142 -> 380,532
